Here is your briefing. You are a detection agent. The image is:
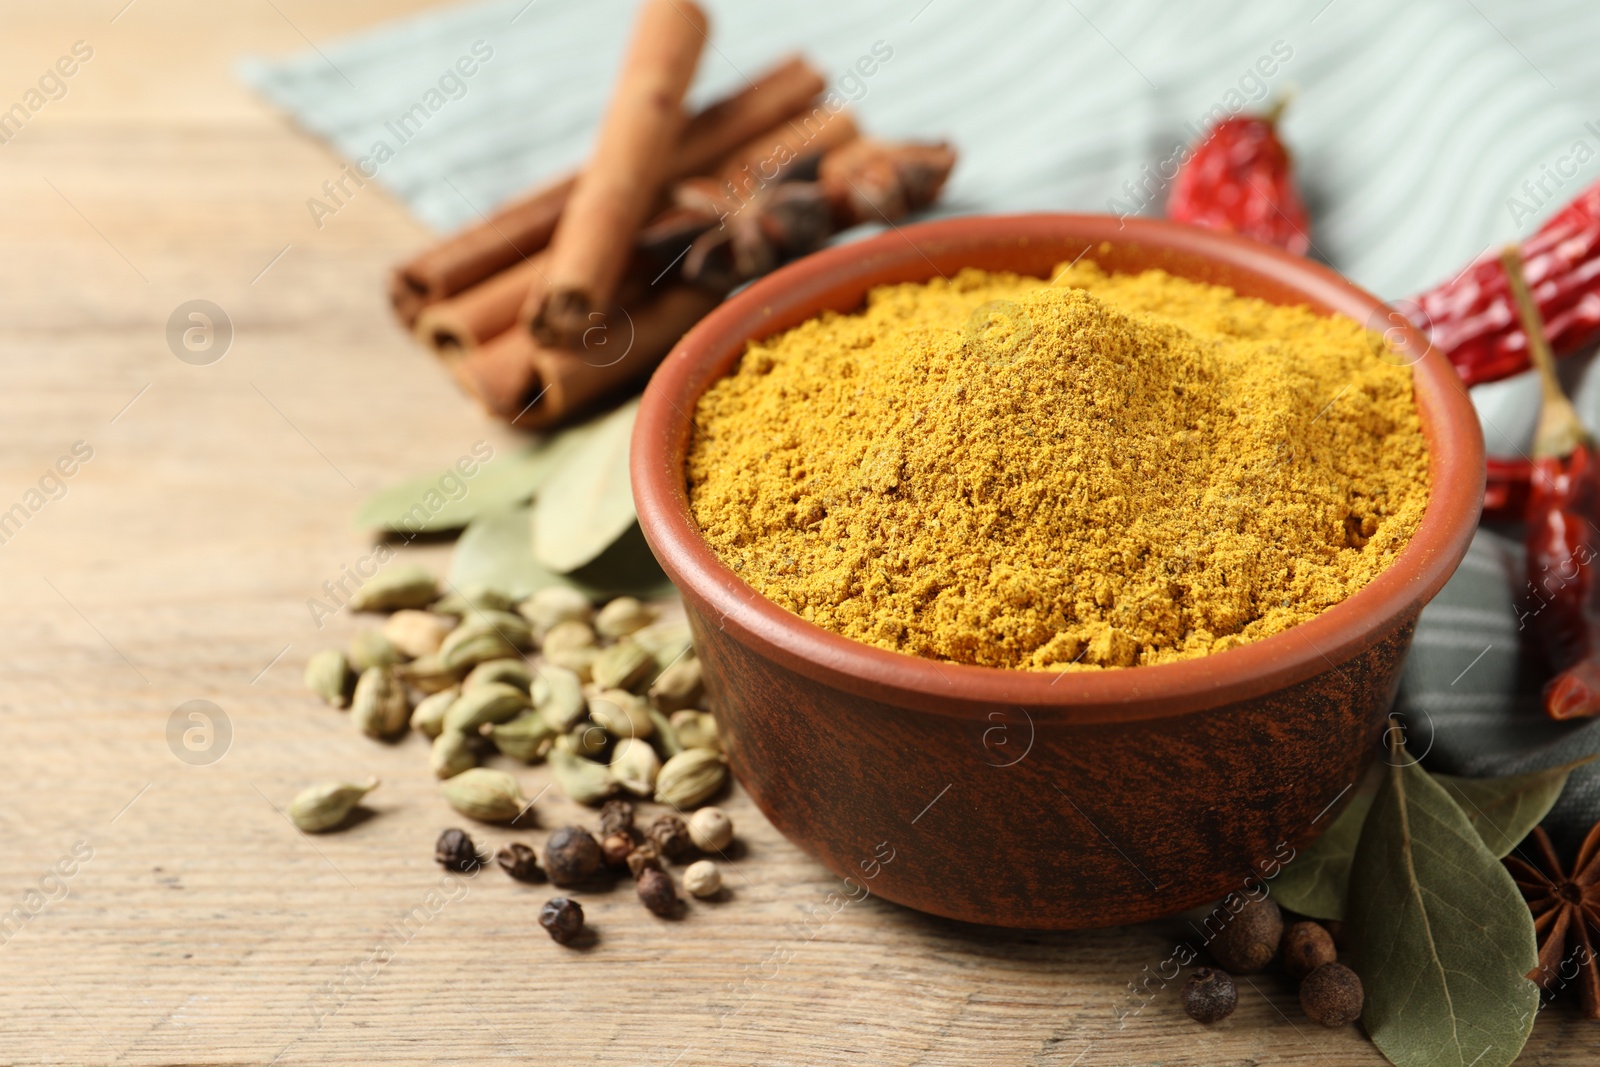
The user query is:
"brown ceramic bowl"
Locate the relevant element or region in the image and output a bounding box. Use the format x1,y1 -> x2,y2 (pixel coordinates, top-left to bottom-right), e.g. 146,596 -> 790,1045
632,214 -> 1483,929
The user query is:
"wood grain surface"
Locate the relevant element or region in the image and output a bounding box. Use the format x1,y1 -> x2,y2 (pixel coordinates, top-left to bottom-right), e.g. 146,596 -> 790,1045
0,2 -> 1592,1064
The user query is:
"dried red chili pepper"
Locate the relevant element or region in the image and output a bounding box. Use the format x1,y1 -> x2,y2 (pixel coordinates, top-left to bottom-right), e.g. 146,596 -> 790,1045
1167,101 -> 1310,256
1483,456 -> 1533,523
1504,247 -> 1600,719
1413,179 -> 1600,387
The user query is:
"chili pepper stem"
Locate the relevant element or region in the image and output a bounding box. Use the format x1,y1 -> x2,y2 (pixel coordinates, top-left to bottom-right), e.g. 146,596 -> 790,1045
1262,91 -> 1294,127
1501,245 -> 1588,460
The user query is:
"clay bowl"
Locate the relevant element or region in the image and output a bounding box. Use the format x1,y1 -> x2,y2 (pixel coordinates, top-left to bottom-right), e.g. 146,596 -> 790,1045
632,213 -> 1484,929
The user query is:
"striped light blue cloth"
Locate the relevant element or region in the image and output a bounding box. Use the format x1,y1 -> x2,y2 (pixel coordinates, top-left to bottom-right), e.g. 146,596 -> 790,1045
241,0 -> 1600,847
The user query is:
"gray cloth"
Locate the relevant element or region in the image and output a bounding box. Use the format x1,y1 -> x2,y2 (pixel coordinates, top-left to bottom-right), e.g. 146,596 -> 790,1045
240,0 -> 1600,844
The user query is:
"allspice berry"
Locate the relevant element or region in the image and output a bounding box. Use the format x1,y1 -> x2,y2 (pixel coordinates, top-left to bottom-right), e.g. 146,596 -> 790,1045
688,806 -> 733,852
601,832 -> 633,870
496,842 -> 543,882
626,840 -> 662,879
1182,967 -> 1237,1024
539,897 -> 585,945
683,859 -> 721,898
544,826 -> 604,887
1300,962 -> 1363,1027
637,867 -> 678,917
435,828 -> 481,873
1281,921 -> 1338,980
648,814 -> 695,861
1209,896 -> 1283,974
598,798 -> 635,837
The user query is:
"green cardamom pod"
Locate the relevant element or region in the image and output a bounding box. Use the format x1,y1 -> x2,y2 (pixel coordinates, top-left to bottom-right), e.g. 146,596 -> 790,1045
440,767 -> 526,823
670,709 -> 720,752
485,712 -> 559,762
433,585 -> 514,616
595,596 -> 656,638
518,586 -> 591,635
351,667 -> 410,739
533,664 -> 587,732
546,644 -> 598,682
347,564 -> 438,612
349,629 -> 405,671
464,658 -> 533,692
560,722 -> 610,759
395,652 -> 461,694
648,656 -> 702,713
550,747 -> 617,806
443,681 -> 530,733
288,777 -> 378,832
634,621 -> 693,668
305,648 -> 353,708
456,608 -> 533,651
591,639 -> 654,691
541,619 -> 596,655
588,690 -> 654,740
410,686 -> 459,738
654,747 -> 728,808
430,729 -> 477,779
610,737 -> 661,798
381,609 -> 451,658
648,709 -> 684,758
439,624 -> 518,671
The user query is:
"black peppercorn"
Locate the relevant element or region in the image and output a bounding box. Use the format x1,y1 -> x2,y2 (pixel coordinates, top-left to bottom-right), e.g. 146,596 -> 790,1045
601,832 -> 633,870
496,842 -> 543,882
1182,967 -> 1237,1024
636,867 -> 678,917
1280,920 -> 1337,980
626,840 -> 662,879
544,826 -> 604,887
1300,962 -> 1363,1026
648,814 -> 694,861
435,828 -> 481,873
598,798 -> 635,837
1209,896 -> 1283,974
539,896 -> 584,945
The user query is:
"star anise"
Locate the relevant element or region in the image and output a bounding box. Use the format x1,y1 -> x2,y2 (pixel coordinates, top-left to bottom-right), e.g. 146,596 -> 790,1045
1503,822 -> 1600,1018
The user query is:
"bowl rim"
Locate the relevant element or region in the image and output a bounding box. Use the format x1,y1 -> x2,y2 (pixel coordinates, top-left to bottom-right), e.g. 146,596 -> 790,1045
632,212 -> 1485,723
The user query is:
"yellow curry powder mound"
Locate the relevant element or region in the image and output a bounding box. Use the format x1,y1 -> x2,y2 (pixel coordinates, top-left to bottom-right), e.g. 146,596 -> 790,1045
685,260 -> 1430,670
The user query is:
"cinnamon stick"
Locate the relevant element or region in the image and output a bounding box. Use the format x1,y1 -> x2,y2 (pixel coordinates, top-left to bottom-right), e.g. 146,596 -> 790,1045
389,178 -> 571,328
388,56 -> 826,327
418,256 -> 650,358
421,114 -> 858,357
672,55 -> 825,179
455,286 -> 718,429
527,0 -> 709,348
415,254 -> 551,358
714,107 -> 860,200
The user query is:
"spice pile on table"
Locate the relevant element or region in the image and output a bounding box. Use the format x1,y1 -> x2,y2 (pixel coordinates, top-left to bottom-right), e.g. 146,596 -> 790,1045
293,568 -> 738,941
687,259 -> 1429,670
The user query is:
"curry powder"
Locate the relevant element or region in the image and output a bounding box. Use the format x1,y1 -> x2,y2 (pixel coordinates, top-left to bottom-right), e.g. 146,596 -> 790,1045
686,260 -> 1430,670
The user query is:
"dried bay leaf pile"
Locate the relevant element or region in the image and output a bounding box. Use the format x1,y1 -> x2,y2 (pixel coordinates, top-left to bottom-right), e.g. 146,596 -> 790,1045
358,399 -> 670,600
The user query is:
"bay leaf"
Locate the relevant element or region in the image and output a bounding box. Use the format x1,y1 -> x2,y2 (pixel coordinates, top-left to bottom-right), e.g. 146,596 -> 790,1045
532,398 -> 639,573
1348,743 -> 1539,1067
563,521 -> 676,601
356,446 -> 547,534
1266,776 -> 1377,922
449,505 -> 568,601
1435,755 -> 1596,859
449,504 -> 673,603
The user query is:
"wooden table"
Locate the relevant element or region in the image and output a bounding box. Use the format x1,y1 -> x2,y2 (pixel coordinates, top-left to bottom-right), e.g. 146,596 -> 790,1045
0,2 -> 1592,1063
